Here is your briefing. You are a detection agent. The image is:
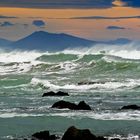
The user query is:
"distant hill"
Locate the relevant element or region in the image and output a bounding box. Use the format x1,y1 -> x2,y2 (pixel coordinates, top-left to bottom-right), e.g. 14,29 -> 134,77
12,31 -> 95,51
10,31 -> 132,51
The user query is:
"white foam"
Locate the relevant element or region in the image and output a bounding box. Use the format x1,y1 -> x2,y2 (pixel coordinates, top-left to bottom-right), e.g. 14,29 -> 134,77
50,110 -> 140,121
0,112 -> 44,118
0,60 -> 46,75
59,61 -> 79,71
1,110 -> 140,121
63,43 -> 140,60
0,50 -> 43,63
2,83 -> 28,89
30,78 -> 140,91
2,135 -> 14,139
47,61 -> 79,73
0,42 -> 140,65
108,50 -> 140,60
108,134 -> 140,140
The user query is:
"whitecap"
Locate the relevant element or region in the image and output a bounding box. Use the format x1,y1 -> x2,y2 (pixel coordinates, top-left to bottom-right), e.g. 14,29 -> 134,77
30,78 -> 140,91
0,112 -> 44,118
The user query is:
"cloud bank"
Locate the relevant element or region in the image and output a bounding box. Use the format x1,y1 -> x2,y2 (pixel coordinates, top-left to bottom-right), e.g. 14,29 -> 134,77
107,26 -> 126,30
0,15 -> 17,18
0,0 -> 114,9
0,0 -> 139,8
32,20 -> 46,27
71,16 -> 140,20
121,0 -> 140,7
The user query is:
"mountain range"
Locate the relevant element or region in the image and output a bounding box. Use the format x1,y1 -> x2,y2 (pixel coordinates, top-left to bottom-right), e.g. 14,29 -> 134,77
0,31 -> 132,51
12,31 -> 95,51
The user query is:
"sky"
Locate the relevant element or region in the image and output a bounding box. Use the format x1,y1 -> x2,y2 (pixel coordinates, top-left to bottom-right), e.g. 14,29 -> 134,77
0,0 -> 140,41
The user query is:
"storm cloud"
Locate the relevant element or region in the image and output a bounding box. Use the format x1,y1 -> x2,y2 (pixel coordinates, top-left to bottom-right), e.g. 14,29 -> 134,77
32,20 -> 46,27
121,0 -> 140,7
71,16 -> 140,20
107,26 -> 126,30
0,0 -> 139,8
0,15 -> 17,18
0,0 -> 114,9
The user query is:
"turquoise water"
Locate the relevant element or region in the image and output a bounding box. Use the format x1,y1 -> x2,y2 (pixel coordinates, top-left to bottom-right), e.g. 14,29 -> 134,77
0,48 -> 140,139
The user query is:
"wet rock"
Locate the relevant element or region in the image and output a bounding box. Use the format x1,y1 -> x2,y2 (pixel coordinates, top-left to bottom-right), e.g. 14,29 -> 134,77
78,81 -> 105,85
52,100 -> 77,110
77,101 -> 91,110
110,138 -> 121,140
42,91 -> 69,97
121,105 -> 140,110
32,130 -> 57,140
52,100 -> 91,110
98,136 -> 107,140
62,126 -> 106,140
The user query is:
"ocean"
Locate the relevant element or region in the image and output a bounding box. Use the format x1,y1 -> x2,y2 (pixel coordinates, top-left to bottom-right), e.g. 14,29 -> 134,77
0,44 -> 140,139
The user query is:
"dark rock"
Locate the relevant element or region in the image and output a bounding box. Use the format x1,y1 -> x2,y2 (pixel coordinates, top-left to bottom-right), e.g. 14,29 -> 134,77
62,126 -> 106,140
77,101 -> 91,110
32,131 -> 49,140
97,136 -> 107,140
57,91 -> 69,96
32,130 -> 56,140
121,105 -> 140,110
50,135 -> 57,140
52,100 -> 92,110
42,91 -> 55,97
110,138 -> 121,140
78,81 -> 98,85
52,100 -> 77,110
78,81 -> 105,85
42,91 -> 69,97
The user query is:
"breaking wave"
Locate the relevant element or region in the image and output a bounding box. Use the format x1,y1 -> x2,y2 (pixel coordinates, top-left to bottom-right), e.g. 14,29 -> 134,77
30,78 -> 140,91
0,43 -> 140,75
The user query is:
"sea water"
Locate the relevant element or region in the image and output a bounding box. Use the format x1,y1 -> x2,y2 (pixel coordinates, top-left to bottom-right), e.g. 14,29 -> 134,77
0,44 -> 140,139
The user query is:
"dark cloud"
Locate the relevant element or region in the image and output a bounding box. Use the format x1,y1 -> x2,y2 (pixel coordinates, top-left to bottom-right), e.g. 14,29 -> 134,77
107,26 -> 126,30
0,15 -> 17,18
32,20 -> 46,27
0,21 -> 14,27
71,16 -> 140,20
0,0 -> 139,8
0,0 -> 114,9
121,0 -> 140,7
0,22 -> 30,28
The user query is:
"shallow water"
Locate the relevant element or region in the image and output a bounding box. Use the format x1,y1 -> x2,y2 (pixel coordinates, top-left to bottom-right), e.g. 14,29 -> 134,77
0,46 -> 140,139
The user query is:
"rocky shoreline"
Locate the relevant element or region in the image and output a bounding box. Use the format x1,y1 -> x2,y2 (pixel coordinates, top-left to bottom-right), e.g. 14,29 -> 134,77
43,91 -> 140,111
31,126 -> 106,140
24,126 -> 122,140
16,91 -> 140,140
24,125 -> 139,140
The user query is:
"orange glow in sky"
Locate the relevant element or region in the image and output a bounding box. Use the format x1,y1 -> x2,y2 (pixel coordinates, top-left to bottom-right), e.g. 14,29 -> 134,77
0,6 -> 140,41
112,0 -> 126,6
0,6 -> 140,18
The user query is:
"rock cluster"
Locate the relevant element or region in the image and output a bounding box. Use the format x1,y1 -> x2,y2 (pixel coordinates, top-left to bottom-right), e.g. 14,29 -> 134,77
52,100 -> 92,110
42,91 -> 69,97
